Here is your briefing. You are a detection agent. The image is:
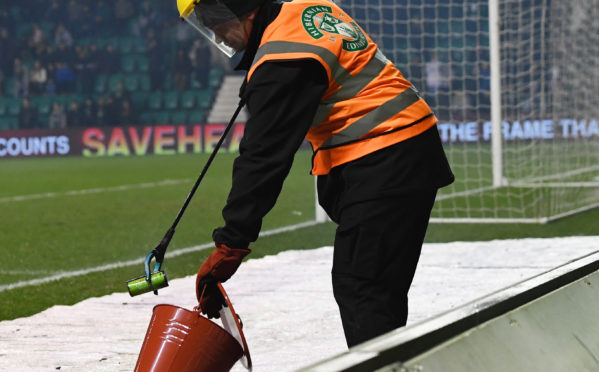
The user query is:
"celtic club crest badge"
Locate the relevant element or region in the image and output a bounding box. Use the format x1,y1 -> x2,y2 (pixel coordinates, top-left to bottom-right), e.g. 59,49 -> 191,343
302,5 -> 368,52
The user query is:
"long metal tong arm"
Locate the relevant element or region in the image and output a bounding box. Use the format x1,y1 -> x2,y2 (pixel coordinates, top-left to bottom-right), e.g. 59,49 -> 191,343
170,99 -> 246,230
142,99 -> 246,278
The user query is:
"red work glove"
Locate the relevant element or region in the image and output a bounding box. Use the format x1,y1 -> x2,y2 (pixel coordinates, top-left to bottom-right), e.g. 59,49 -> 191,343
196,243 -> 250,318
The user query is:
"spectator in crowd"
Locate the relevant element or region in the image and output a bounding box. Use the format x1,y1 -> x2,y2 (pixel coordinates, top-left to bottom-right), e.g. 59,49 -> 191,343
103,97 -> 118,126
67,0 -> 85,35
55,23 -> 74,48
45,0 -> 64,25
451,91 -> 472,121
40,45 -> 56,74
188,39 -> 211,88
75,45 -> 95,94
82,98 -> 96,126
18,98 -> 38,129
117,100 -> 136,125
174,48 -> 191,91
174,20 -> 193,45
133,0 -> 158,37
29,23 -> 47,48
145,30 -> 162,90
78,4 -> 95,37
100,44 -> 120,74
95,97 -> 106,126
0,29 -> 16,78
407,55 -> 424,94
425,52 -> 450,96
115,0 -> 135,33
477,60 -> 491,115
94,1 -> 112,36
55,62 -> 76,94
13,58 -> 29,98
49,102 -> 67,129
66,101 -> 83,127
112,82 -> 131,104
55,41 -> 76,67
0,9 -> 15,35
29,60 -> 48,95
45,78 -> 57,96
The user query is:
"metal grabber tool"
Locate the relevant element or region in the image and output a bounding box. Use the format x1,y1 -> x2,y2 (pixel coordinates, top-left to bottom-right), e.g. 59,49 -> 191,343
127,99 -> 246,296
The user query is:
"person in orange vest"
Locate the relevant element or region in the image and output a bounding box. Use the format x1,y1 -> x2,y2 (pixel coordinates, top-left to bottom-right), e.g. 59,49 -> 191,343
179,0 -> 454,347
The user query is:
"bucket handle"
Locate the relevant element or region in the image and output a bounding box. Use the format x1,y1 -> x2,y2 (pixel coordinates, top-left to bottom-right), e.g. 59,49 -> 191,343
195,283 -> 252,371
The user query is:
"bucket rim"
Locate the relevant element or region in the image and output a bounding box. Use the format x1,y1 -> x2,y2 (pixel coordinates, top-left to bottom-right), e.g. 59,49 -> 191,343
217,283 -> 252,371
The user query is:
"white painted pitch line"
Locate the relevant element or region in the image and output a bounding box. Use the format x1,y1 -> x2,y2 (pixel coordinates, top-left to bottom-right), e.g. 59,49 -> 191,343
0,270 -> 58,275
0,220 -> 322,293
0,178 -> 192,203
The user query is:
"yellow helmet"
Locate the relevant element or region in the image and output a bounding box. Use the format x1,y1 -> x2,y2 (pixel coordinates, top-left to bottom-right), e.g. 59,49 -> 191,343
177,0 -> 196,18
176,0 -> 266,57
177,0 -> 267,19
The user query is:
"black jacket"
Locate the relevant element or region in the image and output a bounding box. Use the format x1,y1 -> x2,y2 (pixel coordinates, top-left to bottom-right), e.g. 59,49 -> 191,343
212,1 -> 454,249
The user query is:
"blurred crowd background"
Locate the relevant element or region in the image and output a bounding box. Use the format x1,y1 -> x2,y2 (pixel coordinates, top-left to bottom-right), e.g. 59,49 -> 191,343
0,0 -> 238,130
0,0 -> 499,131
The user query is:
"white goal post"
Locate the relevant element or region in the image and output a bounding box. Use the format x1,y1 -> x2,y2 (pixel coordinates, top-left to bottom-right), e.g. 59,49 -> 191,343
333,0 -> 599,223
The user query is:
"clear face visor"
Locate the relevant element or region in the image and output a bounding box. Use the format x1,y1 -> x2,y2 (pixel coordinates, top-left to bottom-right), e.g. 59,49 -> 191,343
181,2 -> 241,58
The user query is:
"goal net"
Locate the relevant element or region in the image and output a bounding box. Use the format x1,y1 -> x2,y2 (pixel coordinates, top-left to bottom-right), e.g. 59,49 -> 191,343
338,0 -> 599,222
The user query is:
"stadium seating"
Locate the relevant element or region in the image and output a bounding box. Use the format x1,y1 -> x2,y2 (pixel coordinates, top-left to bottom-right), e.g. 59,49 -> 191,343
0,0 -> 223,130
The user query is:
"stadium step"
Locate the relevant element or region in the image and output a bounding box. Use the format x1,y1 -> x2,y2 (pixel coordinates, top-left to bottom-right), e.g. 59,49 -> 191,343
207,74 -> 249,123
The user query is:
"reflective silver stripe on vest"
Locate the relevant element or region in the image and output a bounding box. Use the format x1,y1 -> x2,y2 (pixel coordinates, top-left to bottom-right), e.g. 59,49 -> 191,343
252,41 -> 351,85
251,41 -> 388,127
321,86 -> 422,148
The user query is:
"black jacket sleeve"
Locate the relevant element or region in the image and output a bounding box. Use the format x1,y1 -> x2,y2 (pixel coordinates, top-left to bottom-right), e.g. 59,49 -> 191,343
212,59 -> 328,249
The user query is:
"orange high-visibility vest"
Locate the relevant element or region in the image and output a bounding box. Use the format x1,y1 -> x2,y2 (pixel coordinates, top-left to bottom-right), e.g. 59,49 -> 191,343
247,0 -> 438,175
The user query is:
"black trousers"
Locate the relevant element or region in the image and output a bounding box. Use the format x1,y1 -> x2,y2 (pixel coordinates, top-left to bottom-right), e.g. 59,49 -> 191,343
331,190 -> 437,347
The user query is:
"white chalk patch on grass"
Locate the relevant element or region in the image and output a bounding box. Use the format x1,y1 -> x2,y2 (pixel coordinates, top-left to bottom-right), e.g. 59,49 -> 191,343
0,236 -> 597,372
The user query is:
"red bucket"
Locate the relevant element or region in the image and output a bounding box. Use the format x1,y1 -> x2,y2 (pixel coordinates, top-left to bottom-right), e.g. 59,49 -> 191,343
134,284 -> 251,372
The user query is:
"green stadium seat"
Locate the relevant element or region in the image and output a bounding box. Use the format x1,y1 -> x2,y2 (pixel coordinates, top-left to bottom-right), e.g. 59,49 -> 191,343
197,89 -> 214,109
139,112 -> 156,124
188,110 -> 205,124
163,91 -> 179,110
154,111 -> 170,124
8,99 -> 21,116
0,99 -> 7,116
124,74 -> 140,92
139,74 -> 151,91
61,95 -> 85,106
9,6 -> 21,21
121,55 -> 136,72
40,22 -> 53,36
108,74 -> 124,93
16,23 -> 31,41
133,38 -> 147,54
137,56 -> 149,72
0,117 -> 18,130
131,91 -> 149,108
147,92 -> 163,110
180,91 -> 197,110
119,37 -> 135,54
3,77 -> 15,96
34,97 -> 53,116
37,114 -> 49,128
171,111 -> 188,124
208,68 -> 223,88
94,74 -> 108,94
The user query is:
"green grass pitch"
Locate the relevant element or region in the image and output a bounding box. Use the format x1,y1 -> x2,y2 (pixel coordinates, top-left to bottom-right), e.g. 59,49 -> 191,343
1,149 -> 598,320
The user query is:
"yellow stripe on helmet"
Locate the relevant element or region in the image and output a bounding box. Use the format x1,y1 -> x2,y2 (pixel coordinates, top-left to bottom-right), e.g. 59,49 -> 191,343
177,0 -> 197,18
